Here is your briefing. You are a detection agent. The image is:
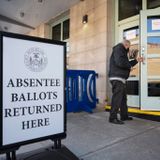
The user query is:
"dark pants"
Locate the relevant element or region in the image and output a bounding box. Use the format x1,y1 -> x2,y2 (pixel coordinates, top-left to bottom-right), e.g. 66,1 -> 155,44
110,80 -> 128,120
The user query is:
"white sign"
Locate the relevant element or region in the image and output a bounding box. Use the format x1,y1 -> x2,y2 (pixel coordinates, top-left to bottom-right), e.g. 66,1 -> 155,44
152,19 -> 160,30
125,29 -> 137,40
2,35 -> 65,146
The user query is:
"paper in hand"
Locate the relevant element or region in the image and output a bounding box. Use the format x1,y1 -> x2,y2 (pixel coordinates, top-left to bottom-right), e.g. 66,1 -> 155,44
129,49 -> 138,59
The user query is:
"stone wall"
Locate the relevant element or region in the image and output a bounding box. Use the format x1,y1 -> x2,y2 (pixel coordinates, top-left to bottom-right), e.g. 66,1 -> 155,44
69,0 -> 108,106
27,0 -> 115,107
28,23 -> 50,38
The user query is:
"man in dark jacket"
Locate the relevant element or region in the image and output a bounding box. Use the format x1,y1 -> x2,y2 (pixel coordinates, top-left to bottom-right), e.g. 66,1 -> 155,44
109,40 -> 143,124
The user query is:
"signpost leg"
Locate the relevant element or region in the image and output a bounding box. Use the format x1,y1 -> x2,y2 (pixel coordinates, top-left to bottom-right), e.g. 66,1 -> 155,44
54,139 -> 62,149
6,152 -> 11,160
6,151 -> 17,160
12,151 -> 16,160
57,139 -> 61,149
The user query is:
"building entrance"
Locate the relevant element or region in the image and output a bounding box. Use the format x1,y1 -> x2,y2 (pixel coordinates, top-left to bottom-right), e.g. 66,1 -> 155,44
140,7 -> 160,110
118,7 -> 160,110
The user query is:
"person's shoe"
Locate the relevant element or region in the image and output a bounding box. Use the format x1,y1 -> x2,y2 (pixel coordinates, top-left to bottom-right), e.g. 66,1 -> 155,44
109,118 -> 124,125
121,116 -> 133,121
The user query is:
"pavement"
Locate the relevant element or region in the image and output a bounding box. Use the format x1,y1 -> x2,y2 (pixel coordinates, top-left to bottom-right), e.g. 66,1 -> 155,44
1,110 -> 160,160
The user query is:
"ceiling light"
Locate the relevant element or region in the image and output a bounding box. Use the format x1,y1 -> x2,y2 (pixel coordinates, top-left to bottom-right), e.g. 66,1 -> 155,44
20,12 -> 25,18
4,26 -> 8,31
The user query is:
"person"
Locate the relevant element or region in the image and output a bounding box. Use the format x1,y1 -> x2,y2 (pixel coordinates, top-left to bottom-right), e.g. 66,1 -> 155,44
108,40 -> 143,125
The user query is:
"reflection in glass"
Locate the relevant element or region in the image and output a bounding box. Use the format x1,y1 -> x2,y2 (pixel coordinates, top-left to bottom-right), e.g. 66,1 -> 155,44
147,58 -> 160,97
147,37 -> 160,54
148,58 -> 160,76
52,24 -> 61,41
123,26 -> 139,77
63,19 -> 70,40
147,0 -> 160,9
119,0 -> 142,21
123,27 -> 139,41
147,16 -> 160,33
148,80 -> 160,96
126,81 -> 139,95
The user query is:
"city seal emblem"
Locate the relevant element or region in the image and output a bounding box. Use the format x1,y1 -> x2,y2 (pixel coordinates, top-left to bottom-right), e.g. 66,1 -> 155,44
24,47 -> 48,72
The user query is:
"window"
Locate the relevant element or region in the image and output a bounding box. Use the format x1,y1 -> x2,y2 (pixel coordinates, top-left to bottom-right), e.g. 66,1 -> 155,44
52,19 -> 70,41
52,18 -> 70,53
52,24 -> 61,41
147,16 -> 160,33
147,0 -> 160,9
123,26 -> 140,78
63,19 -> 70,40
123,26 -> 139,41
118,0 -> 142,21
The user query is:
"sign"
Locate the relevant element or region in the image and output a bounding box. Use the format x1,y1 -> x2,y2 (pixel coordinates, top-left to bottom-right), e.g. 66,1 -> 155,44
152,19 -> 160,30
0,32 -> 66,150
125,29 -> 137,40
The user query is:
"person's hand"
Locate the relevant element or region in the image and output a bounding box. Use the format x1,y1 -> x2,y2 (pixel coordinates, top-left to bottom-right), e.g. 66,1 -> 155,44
136,56 -> 144,62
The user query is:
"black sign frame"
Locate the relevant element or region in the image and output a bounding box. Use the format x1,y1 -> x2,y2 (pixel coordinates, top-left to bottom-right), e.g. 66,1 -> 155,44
0,31 -> 67,153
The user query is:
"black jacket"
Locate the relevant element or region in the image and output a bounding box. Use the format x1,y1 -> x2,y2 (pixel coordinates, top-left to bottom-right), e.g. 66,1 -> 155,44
109,43 -> 138,79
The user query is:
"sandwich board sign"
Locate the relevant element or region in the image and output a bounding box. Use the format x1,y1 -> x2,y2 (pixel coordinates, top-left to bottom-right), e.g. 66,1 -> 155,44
0,32 -> 66,152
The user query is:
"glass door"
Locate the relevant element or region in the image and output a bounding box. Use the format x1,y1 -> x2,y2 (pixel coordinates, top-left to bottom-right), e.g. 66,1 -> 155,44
119,21 -> 140,108
140,7 -> 160,110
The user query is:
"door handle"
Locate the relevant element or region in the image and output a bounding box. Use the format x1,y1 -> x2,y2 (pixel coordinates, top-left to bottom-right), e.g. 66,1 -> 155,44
142,54 -> 145,65
141,46 -> 145,65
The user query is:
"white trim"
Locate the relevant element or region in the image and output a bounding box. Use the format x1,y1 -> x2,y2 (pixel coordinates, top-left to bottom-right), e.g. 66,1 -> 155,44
143,0 -> 147,10
127,95 -> 139,108
118,15 -> 139,26
51,16 -> 69,41
140,9 -> 160,110
147,54 -> 160,58
148,76 -> 160,80
147,33 -> 160,37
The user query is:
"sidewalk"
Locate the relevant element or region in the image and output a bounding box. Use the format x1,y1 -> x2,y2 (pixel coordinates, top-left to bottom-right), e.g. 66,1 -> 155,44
1,111 -> 160,160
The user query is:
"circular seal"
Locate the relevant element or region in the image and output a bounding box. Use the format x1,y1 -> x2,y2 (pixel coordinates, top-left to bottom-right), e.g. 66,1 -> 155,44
24,47 -> 48,72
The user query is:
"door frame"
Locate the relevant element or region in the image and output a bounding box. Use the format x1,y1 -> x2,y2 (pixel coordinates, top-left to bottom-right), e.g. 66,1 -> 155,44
140,7 -> 160,110
118,21 -> 140,108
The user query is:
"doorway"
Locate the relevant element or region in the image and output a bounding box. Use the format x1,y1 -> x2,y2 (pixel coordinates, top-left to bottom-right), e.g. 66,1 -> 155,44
140,7 -> 160,110
119,21 -> 140,108
118,7 -> 160,110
